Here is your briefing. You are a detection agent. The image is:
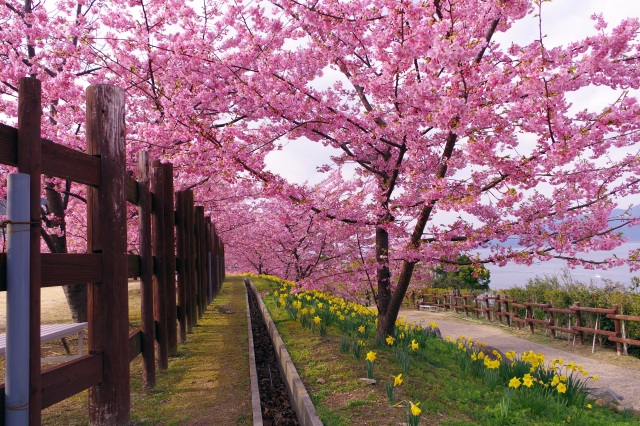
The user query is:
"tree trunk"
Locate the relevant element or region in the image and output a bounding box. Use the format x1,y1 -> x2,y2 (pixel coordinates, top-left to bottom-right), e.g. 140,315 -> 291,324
375,226 -> 392,340
44,180 -> 87,322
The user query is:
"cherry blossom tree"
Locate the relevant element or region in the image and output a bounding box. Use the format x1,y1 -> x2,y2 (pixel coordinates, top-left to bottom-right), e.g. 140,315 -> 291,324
224,172 -> 371,285
221,0 -> 640,337
0,0 -> 251,320
3,0 -> 640,340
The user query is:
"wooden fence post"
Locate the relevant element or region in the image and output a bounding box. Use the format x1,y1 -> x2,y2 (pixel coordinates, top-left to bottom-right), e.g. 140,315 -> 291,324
86,84 -> 129,425
18,77 -> 43,426
612,304 -> 622,356
176,190 -> 188,342
526,302 -> 535,334
213,228 -> 221,297
137,151 -> 155,388
162,163 -> 178,355
547,303 -> 556,338
195,206 -> 206,317
151,160 -> 168,370
473,296 -> 481,319
205,217 -> 213,303
199,209 -> 207,309
186,190 -> 197,332
483,295 -> 490,321
573,302 -> 584,345
504,298 -> 512,328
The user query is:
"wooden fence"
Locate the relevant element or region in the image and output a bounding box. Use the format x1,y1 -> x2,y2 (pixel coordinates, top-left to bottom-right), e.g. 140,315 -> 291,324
419,292 -> 640,356
0,78 -> 226,425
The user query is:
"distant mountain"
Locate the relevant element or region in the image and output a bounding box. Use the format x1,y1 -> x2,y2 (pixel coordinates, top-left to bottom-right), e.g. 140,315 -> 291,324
611,205 -> 640,242
485,205 -> 640,247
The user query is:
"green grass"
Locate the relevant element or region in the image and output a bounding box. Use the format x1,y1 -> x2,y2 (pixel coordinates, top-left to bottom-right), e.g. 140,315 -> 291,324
251,275 -> 640,426
41,277 -> 252,425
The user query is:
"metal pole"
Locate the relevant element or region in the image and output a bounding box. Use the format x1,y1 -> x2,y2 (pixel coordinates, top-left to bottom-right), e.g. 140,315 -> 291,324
5,173 -> 31,426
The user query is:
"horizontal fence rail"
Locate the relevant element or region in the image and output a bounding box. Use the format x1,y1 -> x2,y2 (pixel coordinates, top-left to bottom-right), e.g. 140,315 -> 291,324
418,293 -> 640,356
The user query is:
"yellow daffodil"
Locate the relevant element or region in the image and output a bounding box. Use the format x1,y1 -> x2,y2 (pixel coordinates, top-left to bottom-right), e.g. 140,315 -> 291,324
313,316 -> 321,324
505,351 -> 517,360
358,325 -> 365,333
410,339 -> 419,351
523,375 -> 534,388
508,377 -> 521,389
410,401 -> 421,416
366,351 -> 376,363
557,383 -> 567,394
386,336 -> 395,346
592,375 -> 599,382
551,376 -> 560,387
394,373 -> 403,387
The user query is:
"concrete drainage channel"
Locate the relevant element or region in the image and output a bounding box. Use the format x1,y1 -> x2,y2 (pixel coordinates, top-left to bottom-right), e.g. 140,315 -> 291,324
245,279 -> 323,426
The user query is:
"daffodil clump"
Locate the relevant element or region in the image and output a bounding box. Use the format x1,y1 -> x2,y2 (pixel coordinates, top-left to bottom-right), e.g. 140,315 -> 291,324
447,334 -> 601,421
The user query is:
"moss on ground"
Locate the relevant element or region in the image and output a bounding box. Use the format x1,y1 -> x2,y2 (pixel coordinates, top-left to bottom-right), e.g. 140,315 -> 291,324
41,277 -> 252,425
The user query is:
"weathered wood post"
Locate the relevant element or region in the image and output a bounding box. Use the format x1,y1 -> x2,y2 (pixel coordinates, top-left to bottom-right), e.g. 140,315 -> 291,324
17,77 -> 43,425
526,302 -> 535,334
86,84 -> 129,425
198,208 -> 207,310
195,206 -> 206,317
137,151 -> 155,387
612,304 -> 622,356
186,190 -> 197,331
212,228 -> 220,298
162,163 -> 178,355
547,303 -> 556,338
176,190 -> 189,342
205,217 -> 213,303
573,302 -> 584,345
504,298 -> 512,328
151,160 -> 169,370
483,295 -> 489,321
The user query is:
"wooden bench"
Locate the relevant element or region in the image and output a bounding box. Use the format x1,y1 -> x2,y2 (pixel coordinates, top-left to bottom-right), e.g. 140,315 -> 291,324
419,304 -> 438,312
0,322 -> 87,363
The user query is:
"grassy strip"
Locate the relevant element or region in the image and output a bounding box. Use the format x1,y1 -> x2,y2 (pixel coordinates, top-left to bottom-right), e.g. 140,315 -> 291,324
41,276 -> 252,425
251,275 -> 640,426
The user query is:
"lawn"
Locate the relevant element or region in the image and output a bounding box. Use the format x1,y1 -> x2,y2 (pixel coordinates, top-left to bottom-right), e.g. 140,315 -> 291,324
251,274 -> 640,426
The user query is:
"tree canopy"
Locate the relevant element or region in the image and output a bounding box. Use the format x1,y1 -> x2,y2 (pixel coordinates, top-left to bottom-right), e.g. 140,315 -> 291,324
432,255 -> 491,292
1,0 -> 640,335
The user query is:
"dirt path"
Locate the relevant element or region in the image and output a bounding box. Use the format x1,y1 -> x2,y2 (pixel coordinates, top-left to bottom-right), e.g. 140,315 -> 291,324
400,309 -> 640,411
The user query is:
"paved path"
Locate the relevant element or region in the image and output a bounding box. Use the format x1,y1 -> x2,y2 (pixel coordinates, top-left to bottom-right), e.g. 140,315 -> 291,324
400,309 -> 640,411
